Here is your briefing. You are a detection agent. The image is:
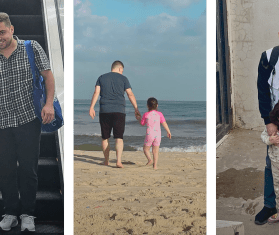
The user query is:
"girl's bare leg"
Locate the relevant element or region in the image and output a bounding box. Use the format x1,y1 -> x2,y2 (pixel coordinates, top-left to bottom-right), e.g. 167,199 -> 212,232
152,146 -> 159,169
102,139 -> 110,165
143,145 -> 153,165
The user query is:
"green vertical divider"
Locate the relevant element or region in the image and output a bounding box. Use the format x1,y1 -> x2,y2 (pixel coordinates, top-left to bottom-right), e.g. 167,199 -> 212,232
65,0 -> 73,235
206,0 -> 215,235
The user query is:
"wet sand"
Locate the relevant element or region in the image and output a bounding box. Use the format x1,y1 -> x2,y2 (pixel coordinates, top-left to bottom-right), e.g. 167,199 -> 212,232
74,150 -> 206,235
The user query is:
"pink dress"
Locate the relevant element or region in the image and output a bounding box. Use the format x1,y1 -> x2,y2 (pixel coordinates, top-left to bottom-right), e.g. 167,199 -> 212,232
141,110 -> 166,146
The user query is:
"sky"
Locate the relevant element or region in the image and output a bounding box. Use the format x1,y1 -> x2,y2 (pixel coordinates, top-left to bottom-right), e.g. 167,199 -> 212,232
74,0 -> 206,101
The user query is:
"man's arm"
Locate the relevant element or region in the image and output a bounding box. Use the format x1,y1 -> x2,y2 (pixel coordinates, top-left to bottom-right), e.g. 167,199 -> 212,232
257,51 -> 273,125
261,128 -> 279,145
40,70 -> 55,124
257,51 -> 277,135
261,128 -> 273,145
126,88 -> 140,117
89,85 -> 100,119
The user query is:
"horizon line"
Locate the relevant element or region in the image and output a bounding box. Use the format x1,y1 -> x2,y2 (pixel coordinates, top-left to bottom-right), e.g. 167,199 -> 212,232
74,98 -> 206,102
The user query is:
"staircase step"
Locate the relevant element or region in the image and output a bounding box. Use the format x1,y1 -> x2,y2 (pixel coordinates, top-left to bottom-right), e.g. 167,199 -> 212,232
0,191 -> 63,221
0,0 -> 42,16
37,158 -> 60,190
40,132 -> 58,159
217,220 -> 244,235
0,222 -> 63,234
35,191 -> 63,220
10,15 -> 44,36
16,35 -> 47,53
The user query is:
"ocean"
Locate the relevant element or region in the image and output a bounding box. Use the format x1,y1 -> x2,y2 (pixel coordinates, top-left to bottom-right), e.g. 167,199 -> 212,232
74,100 -> 206,152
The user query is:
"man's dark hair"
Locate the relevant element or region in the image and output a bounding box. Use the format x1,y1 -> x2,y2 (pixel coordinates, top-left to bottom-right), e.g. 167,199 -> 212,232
147,97 -> 158,111
0,12 -> 11,27
270,102 -> 279,127
111,61 -> 124,71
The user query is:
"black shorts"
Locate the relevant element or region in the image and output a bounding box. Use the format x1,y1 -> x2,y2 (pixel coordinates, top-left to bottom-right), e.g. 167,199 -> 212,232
99,112 -> 126,139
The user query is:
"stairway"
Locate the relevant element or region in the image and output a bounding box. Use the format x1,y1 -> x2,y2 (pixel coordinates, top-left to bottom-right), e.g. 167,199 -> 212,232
0,133 -> 64,234
0,0 -> 64,234
1,0 -> 48,52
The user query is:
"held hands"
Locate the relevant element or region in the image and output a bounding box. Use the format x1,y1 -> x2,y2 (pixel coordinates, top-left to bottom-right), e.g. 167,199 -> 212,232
41,104 -> 55,124
267,123 -> 278,136
266,123 -> 279,146
135,108 -> 141,121
89,108 -> 95,119
136,114 -> 141,121
269,134 -> 279,145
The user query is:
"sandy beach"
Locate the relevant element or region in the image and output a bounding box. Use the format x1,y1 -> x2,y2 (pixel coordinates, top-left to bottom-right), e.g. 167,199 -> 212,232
74,150 -> 206,235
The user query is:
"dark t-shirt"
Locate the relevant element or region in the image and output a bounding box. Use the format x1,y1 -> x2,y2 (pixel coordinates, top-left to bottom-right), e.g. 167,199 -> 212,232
96,72 -> 131,113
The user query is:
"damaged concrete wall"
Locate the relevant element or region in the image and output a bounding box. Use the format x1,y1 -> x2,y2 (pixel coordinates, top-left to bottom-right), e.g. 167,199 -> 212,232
226,0 -> 279,130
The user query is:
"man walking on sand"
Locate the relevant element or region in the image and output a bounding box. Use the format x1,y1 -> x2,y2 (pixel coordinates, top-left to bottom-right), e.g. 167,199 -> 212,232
0,13 -> 55,232
255,46 -> 279,225
89,61 -> 140,168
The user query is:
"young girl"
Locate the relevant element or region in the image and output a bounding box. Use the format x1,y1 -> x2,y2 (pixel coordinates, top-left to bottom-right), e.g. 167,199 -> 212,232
137,97 -> 171,169
261,101 -> 279,223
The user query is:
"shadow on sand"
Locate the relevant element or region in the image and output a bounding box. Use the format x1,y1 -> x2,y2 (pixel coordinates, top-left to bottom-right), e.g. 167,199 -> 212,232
74,154 -> 136,168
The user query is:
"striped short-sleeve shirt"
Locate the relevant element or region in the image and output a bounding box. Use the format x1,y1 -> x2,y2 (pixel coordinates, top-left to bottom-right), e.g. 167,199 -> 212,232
0,36 -> 51,129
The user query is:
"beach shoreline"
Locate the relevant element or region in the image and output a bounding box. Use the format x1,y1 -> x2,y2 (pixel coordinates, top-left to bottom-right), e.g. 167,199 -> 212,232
74,150 -> 206,234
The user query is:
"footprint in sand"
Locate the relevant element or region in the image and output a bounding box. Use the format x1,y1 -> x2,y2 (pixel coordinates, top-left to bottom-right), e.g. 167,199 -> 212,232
110,213 -> 117,220
183,225 -> 193,232
125,228 -> 133,234
245,202 -> 259,215
144,219 -> 156,226
160,214 -> 168,219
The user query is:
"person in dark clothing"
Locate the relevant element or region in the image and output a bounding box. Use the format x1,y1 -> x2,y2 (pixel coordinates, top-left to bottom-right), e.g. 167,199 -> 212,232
0,12 -> 55,232
89,61 -> 140,168
255,46 -> 279,225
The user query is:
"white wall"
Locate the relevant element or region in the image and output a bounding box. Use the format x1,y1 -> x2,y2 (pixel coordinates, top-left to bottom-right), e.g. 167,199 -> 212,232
43,0 -> 64,173
226,0 -> 279,130
57,0 -> 64,38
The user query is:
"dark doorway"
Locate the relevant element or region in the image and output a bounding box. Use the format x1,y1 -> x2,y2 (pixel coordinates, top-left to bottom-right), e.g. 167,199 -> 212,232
216,0 -> 233,142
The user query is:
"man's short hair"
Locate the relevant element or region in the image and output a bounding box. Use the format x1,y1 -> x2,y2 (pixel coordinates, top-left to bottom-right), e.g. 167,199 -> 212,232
111,61 -> 124,71
0,12 -> 11,27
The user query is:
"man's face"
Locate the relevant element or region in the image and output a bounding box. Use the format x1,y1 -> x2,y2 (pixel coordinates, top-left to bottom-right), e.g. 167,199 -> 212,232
0,22 -> 14,50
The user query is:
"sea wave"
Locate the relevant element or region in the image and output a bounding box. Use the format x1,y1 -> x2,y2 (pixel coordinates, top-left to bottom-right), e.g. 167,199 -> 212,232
74,134 -> 206,140
133,145 -> 206,153
75,133 -> 102,137
125,119 -> 206,125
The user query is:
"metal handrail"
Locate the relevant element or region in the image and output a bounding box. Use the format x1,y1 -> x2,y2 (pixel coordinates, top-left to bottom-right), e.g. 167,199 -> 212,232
54,0 -> 64,66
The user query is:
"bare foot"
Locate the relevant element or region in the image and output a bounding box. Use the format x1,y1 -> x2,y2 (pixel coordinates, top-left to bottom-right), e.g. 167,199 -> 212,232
100,160 -> 109,166
116,163 -> 124,168
153,164 -> 157,170
146,160 -> 153,166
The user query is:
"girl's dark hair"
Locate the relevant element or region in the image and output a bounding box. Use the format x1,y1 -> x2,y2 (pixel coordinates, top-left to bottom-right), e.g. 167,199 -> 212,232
147,97 -> 158,111
270,102 -> 279,127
